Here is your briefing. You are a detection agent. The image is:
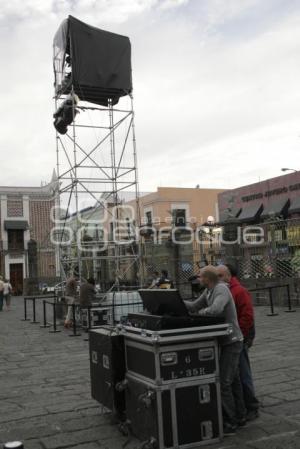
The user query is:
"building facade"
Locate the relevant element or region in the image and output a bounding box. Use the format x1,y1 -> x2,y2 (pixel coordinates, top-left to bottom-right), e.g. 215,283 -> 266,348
218,171 -> 300,222
125,187 -> 225,288
218,171 -> 300,281
0,175 -> 59,294
127,186 -> 224,230
59,187 -> 224,290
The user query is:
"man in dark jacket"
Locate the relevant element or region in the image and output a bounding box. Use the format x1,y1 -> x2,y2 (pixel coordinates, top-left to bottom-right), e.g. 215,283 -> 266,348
156,270 -> 174,289
79,278 -> 96,307
217,265 -> 259,419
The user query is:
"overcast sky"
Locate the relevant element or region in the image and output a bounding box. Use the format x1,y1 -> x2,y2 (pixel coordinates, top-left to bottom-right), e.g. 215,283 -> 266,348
1,0 -> 300,192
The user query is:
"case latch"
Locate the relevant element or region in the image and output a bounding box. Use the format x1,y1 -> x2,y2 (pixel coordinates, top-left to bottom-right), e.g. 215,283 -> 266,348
198,348 -> 214,361
161,352 -> 178,366
199,385 -> 211,404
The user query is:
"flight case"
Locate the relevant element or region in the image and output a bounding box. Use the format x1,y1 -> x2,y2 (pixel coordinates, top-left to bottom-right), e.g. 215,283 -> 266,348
125,373 -> 223,448
122,323 -> 230,385
89,327 -> 126,417
125,338 -> 219,385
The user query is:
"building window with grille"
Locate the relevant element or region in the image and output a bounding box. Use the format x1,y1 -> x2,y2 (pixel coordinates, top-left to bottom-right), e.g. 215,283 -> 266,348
145,211 -> 152,226
173,209 -> 187,227
7,197 -> 23,217
110,222 -> 114,241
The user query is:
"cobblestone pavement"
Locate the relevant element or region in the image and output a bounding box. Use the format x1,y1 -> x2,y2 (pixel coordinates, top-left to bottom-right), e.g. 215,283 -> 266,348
0,298 -> 299,449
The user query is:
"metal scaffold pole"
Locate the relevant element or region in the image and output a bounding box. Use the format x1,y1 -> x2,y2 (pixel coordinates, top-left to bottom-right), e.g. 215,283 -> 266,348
54,98 -> 142,289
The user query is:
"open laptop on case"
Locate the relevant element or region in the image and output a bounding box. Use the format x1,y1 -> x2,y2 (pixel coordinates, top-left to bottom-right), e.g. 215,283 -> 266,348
138,289 -> 188,317
137,289 -> 225,330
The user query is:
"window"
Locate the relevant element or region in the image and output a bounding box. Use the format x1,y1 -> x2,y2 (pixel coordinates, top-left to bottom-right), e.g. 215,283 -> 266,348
7,198 -> 23,217
145,211 -> 152,226
173,209 -> 186,227
110,222 -> 114,241
8,230 -> 24,251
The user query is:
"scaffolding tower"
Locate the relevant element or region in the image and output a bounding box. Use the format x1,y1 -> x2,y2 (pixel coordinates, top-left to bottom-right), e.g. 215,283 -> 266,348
53,16 -> 142,290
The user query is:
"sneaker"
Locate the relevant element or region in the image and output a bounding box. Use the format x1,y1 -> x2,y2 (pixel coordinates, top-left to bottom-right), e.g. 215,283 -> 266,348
223,423 -> 237,436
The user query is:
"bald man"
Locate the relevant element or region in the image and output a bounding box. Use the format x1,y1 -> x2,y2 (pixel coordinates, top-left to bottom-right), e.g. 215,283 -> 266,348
217,265 -> 259,420
184,266 -> 246,435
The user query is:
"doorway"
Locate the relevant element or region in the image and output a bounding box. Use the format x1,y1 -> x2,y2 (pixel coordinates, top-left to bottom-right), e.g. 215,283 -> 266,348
9,263 -> 23,295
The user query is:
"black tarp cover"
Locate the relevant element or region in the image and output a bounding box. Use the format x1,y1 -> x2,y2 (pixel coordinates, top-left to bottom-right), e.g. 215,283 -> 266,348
53,16 -> 132,106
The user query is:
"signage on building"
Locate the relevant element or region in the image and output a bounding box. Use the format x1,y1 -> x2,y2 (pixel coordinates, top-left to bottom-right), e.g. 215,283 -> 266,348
241,182 -> 300,203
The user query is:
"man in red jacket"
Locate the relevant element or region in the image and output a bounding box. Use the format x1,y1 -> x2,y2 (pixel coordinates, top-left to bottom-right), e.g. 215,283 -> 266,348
217,264 -> 259,420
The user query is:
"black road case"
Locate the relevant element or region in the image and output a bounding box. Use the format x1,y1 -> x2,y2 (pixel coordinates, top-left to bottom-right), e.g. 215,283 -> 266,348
81,307 -> 108,328
125,338 -> 219,385
125,373 -> 223,448
122,323 -> 230,386
89,327 -> 126,417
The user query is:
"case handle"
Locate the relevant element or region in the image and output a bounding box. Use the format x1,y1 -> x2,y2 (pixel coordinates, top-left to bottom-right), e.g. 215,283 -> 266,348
201,421 -> 213,440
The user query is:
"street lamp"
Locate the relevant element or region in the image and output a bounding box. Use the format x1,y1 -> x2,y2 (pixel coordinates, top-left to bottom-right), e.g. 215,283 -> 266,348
281,168 -> 297,173
206,216 -> 215,264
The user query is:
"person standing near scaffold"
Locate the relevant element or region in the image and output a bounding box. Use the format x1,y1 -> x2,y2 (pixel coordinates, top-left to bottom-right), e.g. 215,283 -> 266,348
64,272 -> 79,328
3,279 -> 12,311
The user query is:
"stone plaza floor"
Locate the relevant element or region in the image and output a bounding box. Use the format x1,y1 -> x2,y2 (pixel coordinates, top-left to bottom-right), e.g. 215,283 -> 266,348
0,297 -> 299,449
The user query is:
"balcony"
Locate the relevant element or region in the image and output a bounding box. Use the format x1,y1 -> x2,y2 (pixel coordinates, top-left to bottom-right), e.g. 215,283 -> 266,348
7,245 -> 25,253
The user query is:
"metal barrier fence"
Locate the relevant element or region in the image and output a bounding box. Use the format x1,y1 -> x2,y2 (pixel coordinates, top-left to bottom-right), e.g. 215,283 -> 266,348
140,218 -> 300,285
248,284 -> 296,316
21,291 -> 144,336
21,283 -> 296,340
21,294 -> 57,324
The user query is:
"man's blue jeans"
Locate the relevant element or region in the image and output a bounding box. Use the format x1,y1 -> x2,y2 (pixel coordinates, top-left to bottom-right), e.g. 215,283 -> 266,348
220,341 -> 246,427
240,344 -> 259,411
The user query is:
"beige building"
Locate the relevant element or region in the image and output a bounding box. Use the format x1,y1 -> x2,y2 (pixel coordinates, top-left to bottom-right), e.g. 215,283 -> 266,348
126,187 -> 225,230
124,187 -> 225,286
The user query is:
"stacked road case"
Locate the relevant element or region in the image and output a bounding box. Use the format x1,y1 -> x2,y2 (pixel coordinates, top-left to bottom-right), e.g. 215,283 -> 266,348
121,323 -> 230,449
89,327 -> 126,418
89,323 -> 230,449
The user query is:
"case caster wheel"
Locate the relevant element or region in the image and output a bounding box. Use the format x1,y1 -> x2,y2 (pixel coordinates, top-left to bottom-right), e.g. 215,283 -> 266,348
118,419 -> 131,436
115,379 -> 128,392
138,390 -> 155,408
141,437 -> 158,449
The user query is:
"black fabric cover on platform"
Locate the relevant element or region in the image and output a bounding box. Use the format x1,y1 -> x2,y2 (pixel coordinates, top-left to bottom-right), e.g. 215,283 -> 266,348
53,15 -> 132,106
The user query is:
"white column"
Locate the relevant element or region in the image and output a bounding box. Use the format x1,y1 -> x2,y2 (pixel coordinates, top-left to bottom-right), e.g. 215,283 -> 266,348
4,254 -> 9,279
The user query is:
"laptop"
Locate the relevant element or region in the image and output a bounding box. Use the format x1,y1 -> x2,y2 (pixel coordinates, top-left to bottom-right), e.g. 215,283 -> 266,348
138,289 -> 188,317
